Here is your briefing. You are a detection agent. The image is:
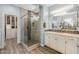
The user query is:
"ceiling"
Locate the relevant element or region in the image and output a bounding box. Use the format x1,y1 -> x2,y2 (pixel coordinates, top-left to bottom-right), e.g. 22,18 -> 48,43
14,4 -> 39,13
14,4 -> 53,13
14,4 -> 79,13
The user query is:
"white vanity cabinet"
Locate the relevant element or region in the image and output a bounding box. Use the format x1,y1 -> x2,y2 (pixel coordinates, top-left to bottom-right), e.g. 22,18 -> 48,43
45,32 -> 66,53
45,31 -> 79,54
50,35 -> 65,53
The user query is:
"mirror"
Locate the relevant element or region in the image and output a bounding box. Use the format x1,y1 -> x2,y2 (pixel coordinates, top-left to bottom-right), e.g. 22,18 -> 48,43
49,5 -> 78,31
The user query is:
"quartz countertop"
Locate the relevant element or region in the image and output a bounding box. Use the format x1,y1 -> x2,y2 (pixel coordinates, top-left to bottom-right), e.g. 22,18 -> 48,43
45,29 -> 79,34
45,29 -> 79,38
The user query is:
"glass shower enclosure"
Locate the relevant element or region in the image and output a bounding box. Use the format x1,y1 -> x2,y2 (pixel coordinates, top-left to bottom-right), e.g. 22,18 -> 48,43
23,10 -> 40,47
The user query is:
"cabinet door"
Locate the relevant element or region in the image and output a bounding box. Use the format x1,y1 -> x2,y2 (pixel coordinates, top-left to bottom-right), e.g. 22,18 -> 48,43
55,36 -> 65,53
45,33 -> 50,47
66,37 -> 77,54
50,34 -> 56,50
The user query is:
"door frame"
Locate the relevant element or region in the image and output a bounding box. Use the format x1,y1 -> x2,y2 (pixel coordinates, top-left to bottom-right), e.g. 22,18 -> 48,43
2,12 -> 21,48
5,14 -> 17,40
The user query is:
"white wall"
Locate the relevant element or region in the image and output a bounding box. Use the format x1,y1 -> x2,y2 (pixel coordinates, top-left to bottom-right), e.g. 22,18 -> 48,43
0,4 -> 22,48
43,6 -> 49,29
39,6 -> 49,46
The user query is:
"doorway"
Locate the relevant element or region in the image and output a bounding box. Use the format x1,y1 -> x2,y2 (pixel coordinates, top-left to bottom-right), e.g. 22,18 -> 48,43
5,15 -> 17,46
